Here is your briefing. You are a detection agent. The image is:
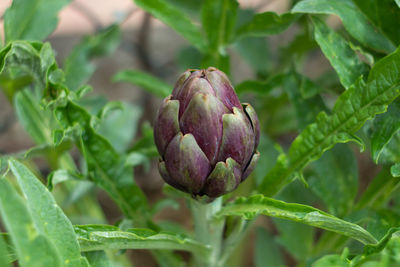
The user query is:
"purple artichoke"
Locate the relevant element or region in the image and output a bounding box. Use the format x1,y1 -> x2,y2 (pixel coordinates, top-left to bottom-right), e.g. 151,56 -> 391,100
154,67 -> 260,198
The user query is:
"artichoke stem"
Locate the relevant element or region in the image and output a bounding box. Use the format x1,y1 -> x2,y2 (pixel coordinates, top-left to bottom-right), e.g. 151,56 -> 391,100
190,197 -> 224,267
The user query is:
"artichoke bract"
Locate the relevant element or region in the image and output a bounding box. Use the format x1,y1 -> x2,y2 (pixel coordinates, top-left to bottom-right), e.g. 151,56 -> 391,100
154,67 -> 260,198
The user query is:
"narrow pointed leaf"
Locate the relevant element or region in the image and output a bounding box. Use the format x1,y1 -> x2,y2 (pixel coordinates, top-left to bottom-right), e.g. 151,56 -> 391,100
75,225 -> 211,258
311,17 -> 369,89
215,195 -> 378,245
292,0 -> 395,53
0,177 -> 63,266
8,159 -> 84,266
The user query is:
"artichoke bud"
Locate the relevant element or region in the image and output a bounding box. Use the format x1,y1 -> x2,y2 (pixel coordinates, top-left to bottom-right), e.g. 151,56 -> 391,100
154,67 -> 260,198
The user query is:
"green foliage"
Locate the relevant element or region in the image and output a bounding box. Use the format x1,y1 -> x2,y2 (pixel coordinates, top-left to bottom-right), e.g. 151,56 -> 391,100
4,0 -> 70,43
63,25 -> 121,91
2,0 -> 400,266
292,0 -> 395,53
216,194 -> 377,245
75,225 -> 211,257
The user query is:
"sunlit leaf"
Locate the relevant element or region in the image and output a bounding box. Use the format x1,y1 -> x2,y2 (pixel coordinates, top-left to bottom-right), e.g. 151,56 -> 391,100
311,17 -> 369,89
292,0 -> 395,53
8,159 -> 86,266
4,0 -> 70,43
0,177 -> 63,266
216,195 -> 377,245
75,225 -> 211,257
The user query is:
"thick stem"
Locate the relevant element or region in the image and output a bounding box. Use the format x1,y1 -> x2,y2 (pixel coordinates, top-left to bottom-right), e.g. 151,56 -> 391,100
190,197 -> 225,267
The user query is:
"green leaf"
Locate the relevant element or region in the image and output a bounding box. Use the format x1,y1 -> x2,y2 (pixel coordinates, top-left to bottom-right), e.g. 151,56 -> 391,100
63,25 -> 121,91
134,0 -> 206,52
352,0 -> 400,45
14,90 -> 52,144
356,167 -> 400,210
311,16 -> 369,89
8,159 -> 85,266
309,144 -> 358,216
97,102 -> 142,153
55,101 -> 148,221
396,0 -> 400,8
260,46 -> 400,197
0,177 -> 63,266
254,227 -> 284,267
82,251 -> 112,267
4,0 -> 70,43
292,0 -> 395,53
0,234 -> 11,267
202,0 -> 238,51
215,195 -> 378,245
113,70 -> 172,98
47,169 -> 85,191
75,225 -> 211,257
391,163 -> 400,177
235,74 -> 284,95
235,12 -> 300,40
370,100 -> 400,163
234,36 -> 270,77
0,41 -> 58,97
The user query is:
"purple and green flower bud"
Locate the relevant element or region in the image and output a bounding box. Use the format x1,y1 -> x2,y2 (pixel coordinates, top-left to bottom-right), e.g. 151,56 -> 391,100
154,67 -> 260,198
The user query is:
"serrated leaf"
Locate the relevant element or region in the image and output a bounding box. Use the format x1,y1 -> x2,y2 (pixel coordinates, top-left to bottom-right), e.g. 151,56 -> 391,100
0,177 -> 63,266
202,0 -> 238,51
370,100 -> 400,163
8,159 -> 85,266
352,0 -> 400,45
292,0 -> 395,53
235,12 -> 300,40
55,101 -> 148,221
113,70 -> 172,98
311,16 -> 369,89
215,195 -> 378,245
75,225 -> 211,257
134,0 -> 206,52
260,46 -> 400,197
63,25 -> 121,91
4,0 -> 70,43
